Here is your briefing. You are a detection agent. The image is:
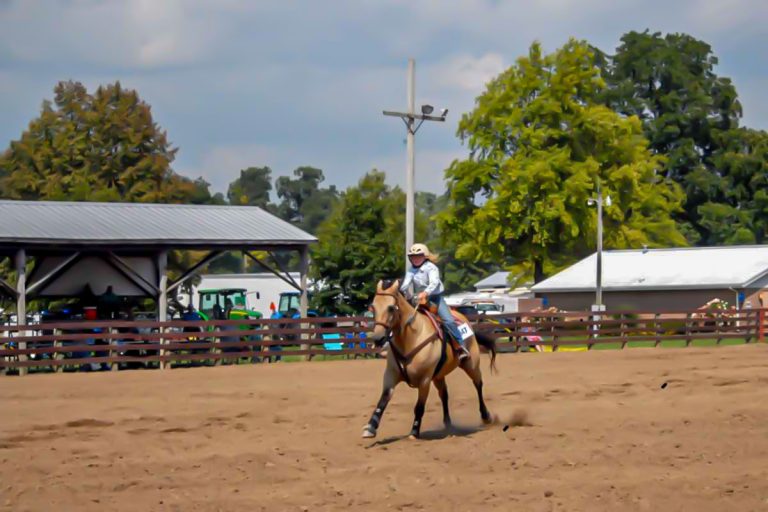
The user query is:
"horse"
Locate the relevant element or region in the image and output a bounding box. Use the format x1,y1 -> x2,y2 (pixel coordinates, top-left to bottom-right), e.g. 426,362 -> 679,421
362,279 -> 498,439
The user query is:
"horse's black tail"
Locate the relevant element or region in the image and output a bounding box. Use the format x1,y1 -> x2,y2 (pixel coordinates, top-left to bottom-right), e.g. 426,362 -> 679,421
474,331 -> 498,374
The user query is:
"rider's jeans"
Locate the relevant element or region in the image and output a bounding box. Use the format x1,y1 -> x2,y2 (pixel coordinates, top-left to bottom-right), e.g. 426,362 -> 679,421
431,293 -> 465,346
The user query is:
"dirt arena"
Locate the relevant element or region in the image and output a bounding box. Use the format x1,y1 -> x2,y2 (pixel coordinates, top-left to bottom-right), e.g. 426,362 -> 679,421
2,345 -> 768,511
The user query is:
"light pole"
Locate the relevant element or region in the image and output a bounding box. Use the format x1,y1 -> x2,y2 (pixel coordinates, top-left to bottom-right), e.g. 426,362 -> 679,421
383,59 -> 448,269
587,181 -> 611,310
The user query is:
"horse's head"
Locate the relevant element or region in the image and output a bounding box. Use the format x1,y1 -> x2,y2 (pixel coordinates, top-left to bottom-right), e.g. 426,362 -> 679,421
369,279 -> 401,347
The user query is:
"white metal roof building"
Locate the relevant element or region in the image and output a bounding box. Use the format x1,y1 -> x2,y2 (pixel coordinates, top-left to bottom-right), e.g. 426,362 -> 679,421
532,246 -> 768,311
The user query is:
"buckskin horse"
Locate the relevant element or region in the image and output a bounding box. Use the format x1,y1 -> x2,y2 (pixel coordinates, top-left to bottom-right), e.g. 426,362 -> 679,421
363,279 -> 498,439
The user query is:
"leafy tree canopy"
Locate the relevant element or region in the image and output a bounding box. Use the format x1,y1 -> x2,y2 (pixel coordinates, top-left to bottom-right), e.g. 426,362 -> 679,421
310,170 -> 411,314
227,166 -> 274,209
0,80 -> 207,203
275,166 -> 339,234
438,39 -> 686,284
600,30 -> 745,243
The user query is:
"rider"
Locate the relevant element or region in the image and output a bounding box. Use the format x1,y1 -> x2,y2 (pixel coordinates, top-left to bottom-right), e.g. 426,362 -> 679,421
400,243 -> 469,361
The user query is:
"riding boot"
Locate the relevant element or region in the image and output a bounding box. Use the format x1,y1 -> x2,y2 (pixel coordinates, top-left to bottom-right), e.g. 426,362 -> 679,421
450,333 -> 469,361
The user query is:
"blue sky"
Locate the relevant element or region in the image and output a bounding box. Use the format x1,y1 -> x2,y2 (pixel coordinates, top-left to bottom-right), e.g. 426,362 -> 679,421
2,0 -> 767,195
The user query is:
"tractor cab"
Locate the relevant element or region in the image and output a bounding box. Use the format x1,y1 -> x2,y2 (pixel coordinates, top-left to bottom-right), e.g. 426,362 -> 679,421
271,291 -> 318,319
198,288 -> 262,321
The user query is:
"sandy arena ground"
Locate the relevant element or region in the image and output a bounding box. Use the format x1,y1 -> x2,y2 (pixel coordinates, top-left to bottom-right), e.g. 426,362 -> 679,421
2,345 -> 768,511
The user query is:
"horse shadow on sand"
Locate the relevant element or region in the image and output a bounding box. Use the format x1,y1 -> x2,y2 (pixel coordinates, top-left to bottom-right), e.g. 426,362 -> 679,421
365,423 -> 484,448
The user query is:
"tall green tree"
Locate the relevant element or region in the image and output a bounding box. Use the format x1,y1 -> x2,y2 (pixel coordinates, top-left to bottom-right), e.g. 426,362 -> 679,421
311,170 -> 405,314
416,191 -> 498,293
190,177 -> 226,205
227,166 -> 274,209
700,127 -> 768,244
438,40 -> 686,284
601,31 -> 744,243
275,166 -> 338,234
0,80 -> 201,203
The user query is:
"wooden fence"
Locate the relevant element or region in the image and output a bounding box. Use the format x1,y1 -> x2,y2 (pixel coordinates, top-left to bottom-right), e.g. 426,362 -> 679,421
473,308 -> 766,352
1,308 -> 765,375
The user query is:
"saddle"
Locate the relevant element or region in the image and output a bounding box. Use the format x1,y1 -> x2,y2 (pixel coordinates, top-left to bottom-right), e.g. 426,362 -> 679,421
416,304 -> 463,355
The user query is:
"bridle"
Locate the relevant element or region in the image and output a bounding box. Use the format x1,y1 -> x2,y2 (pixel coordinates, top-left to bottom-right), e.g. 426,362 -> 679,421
372,292 -> 400,335
370,290 -> 439,388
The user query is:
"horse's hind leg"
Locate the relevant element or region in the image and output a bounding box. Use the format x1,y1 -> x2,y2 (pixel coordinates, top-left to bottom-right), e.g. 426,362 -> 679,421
362,371 -> 398,438
462,364 -> 492,425
433,378 -> 451,429
409,382 -> 431,439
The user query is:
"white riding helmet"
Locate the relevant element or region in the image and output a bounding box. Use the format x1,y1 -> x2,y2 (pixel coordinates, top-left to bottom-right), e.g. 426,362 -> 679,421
408,243 -> 430,257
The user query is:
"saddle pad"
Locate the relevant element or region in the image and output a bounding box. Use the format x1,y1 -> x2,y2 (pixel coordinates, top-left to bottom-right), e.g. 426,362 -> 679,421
419,309 -> 473,342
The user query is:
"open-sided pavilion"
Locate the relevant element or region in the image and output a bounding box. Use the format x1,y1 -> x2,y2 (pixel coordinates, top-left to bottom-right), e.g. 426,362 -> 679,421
0,200 -> 317,325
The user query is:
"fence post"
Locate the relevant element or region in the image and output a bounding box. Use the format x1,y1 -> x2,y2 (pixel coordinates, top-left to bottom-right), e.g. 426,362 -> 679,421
759,309 -> 766,342
54,328 -> 64,373
715,310 -> 723,345
619,313 -> 625,344
213,322 -> 223,366
109,327 -> 118,371
620,313 -> 628,349
685,312 -> 693,347
654,314 -> 661,347
551,314 -> 559,352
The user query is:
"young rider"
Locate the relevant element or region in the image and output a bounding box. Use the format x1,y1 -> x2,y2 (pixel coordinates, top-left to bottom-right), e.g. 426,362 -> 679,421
400,243 -> 469,360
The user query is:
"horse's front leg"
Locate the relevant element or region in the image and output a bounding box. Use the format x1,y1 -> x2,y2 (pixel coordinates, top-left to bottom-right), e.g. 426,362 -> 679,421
409,381 -> 431,439
362,371 -> 398,438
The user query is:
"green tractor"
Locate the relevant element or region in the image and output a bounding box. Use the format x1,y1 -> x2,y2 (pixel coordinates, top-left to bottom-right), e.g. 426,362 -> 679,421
196,288 -> 263,356
198,288 -> 263,321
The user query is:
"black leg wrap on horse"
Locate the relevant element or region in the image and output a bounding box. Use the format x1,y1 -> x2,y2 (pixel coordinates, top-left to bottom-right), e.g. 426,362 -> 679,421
410,401 -> 426,437
367,389 -> 392,431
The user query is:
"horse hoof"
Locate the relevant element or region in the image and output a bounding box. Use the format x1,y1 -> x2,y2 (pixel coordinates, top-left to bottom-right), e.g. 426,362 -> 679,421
362,427 -> 377,438
408,434 -> 418,440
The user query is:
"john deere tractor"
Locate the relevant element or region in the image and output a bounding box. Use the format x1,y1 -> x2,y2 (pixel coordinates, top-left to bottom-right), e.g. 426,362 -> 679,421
198,288 -> 262,321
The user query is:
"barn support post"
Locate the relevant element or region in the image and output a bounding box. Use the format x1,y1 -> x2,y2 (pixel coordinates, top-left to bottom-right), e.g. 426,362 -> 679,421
15,249 -> 27,376
299,246 -> 310,361
157,251 -> 169,370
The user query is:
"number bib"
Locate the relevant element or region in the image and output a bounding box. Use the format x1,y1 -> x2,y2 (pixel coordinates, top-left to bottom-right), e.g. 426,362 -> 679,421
457,322 -> 474,341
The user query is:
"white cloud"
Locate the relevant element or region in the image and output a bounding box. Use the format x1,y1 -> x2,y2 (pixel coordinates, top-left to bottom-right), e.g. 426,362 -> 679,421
0,0 -> 219,68
430,53 -> 507,92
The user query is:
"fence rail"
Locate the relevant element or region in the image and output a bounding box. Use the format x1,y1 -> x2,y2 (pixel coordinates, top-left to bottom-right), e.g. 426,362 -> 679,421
2,308 -> 765,375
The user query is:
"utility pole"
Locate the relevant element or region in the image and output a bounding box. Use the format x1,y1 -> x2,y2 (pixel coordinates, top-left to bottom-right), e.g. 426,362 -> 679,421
596,181 -> 603,307
383,59 -> 448,269
588,181 -> 610,317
